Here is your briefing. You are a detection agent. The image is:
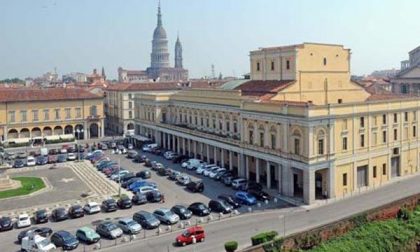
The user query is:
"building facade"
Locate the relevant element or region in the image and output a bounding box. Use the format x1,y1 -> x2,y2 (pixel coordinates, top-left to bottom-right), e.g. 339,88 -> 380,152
133,43 -> 420,204
392,45 -> 420,94
0,88 -> 105,143
118,2 -> 188,83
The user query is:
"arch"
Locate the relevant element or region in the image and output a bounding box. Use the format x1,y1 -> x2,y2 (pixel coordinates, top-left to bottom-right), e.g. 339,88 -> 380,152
89,123 -> 99,138
292,127 -> 303,137
7,129 -> 18,139
270,125 -> 277,133
20,128 -> 30,138
31,127 -> 42,137
127,123 -> 134,130
316,129 -> 326,139
43,127 -> 52,136
258,124 -> 265,131
53,126 -> 63,135
64,125 -> 73,135
74,124 -> 84,140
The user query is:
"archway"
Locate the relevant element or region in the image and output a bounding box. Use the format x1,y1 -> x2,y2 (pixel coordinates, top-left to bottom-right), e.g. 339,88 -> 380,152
89,123 -> 99,138
31,127 -> 42,137
7,129 -> 18,139
20,128 -> 30,138
43,127 -> 52,136
53,126 -> 63,135
64,125 -> 73,135
127,123 -> 134,130
74,124 -> 84,140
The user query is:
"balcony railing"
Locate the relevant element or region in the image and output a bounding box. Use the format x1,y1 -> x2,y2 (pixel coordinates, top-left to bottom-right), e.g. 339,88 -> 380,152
87,115 -> 100,120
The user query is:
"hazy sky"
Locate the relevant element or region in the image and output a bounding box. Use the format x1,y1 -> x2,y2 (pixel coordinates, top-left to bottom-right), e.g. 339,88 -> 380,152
1,0 -> 419,80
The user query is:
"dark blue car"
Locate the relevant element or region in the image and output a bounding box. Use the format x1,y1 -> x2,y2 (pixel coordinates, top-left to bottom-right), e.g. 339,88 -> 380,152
234,191 -> 257,205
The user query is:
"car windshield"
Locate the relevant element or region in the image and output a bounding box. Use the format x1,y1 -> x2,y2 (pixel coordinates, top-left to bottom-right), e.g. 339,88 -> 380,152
62,234 -> 74,242
38,238 -> 50,247
144,214 -> 155,221
182,230 -> 191,237
197,204 -> 205,209
20,216 -> 28,221
178,207 -> 186,213
127,220 -> 137,226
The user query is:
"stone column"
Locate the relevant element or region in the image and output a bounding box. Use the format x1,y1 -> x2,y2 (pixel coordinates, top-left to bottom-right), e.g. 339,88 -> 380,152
101,119 -> 105,138
213,147 -> 218,165
182,138 -> 186,155
303,169 -> 315,204
328,164 -> 335,198
256,158 -> 260,183
266,161 -> 271,189
282,164 -> 292,197
245,155 -> 249,179
206,144 -> 210,163
220,149 -> 225,168
177,137 -> 181,153
188,139 -> 191,155
229,151 -> 233,171
278,164 -> 282,194
172,135 -> 176,151
193,141 -> 197,158
162,133 -> 167,149
238,153 -> 244,177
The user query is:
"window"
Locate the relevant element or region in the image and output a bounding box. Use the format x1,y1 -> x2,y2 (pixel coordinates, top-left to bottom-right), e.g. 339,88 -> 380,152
200,118 -> 203,126
338,99 -> 342,104
128,93 -> 132,99
318,139 -> 324,155
323,57 -> 327,65
55,109 -> 60,120
394,129 -> 398,141
372,132 -> 377,145
360,117 -> 365,128
195,117 -> 198,125
382,114 -> 387,124
20,110 -> 27,122
382,164 -> 387,175
256,62 -> 260,71
43,109 -> 49,121
393,113 -> 397,123
286,60 -> 290,70
129,102 -> 133,109
90,106 -> 97,116
373,116 -> 377,126
233,122 -> 238,133
342,119 -> 348,130
413,111 -> 417,121
129,111 -> 133,119
373,166 -> 377,178
8,111 -> 15,123
259,132 -> 264,147
226,121 -> 230,132
404,112 -> 408,122
271,61 -> 275,71
65,108 -> 71,119
294,138 -> 300,154
382,130 -> 387,143
249,131 -> 254,144
75,108 -> 81,118
342,137 -> 348,150
360,134 -> 365,147
271,134 -> 276,149
413,125 -> 417,137
343,173 -> 347,186
32,110 -> 39,121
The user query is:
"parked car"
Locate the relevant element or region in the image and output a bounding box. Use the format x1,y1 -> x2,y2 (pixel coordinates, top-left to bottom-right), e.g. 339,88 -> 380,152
83,202 -> 101,214
175,226 -> 205,246
223,175 -> 236,186
210,168 -> 226,179
48,155 -> 58,164
169,170 -> 181,180
136,170 -> 151,179
176,174 -> 191,186
96,222 -> 123,239
134,154 -> 147,163
146,190 -> 162,202
110,170 -> 130,181
217,194 -> 241,209
196,164 -> 216,175
99,143 -> 108,150
57,154 -> 67,163
171,205 -> 192,220
13,159 -> 25,168
142,143 -> 158,152
117,145 -> 127,154
102,199 -> 118,212
68,205 -> 85,218
0,216 -> 13,231
188,202 -> 210,216
51,230 -> 79,250
52,208 -> 68,222
127,150 -> 138,159
26,156 -> 36,166
157,166 -> 169,176
67,152 -> 77,161
153,208 -> 180,225
33,209 -> 49,224
151,147 -> 163,155
231,178 -> 247,190
127,143 -> 134,150
120,173 -> 136,183
208,199 -> 232,214
144,158 -> 152,167
117,197 -> 133,209
172,154 -> 188,164
132,192 -> 148,205
204,167 -> 220,177
215,170 -> 229,180
132,184 -> 158,194
17,227 -> 53,243
186,181 -> 204,193
248,189 -> 271,201
164,151 -> 176,160
16,214 -> 31,228
234,191 -> 257,205
133,210 -> 160,229
117,217 -> 142,234
75,227 -> 100,244
122,177 -> 142,188
36,156 -> 49,165
242,181 -> 263,191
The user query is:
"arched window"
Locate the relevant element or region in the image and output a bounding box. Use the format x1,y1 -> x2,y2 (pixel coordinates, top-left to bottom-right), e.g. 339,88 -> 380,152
270,126 -> 277,149
258,124 -> 265,147
317,130 -> 326,155
248,123 -> 255,144
292,129 -> 302,155
323,57 -> 327,66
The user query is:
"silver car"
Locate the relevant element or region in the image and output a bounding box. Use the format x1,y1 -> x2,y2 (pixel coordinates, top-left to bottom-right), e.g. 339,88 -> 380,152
176,174 -> 191,186
153,208 -> 179,225
116,217 -> 142,234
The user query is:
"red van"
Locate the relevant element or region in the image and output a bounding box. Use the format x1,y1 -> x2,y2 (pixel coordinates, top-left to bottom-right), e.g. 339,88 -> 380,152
175,226 -> 205,246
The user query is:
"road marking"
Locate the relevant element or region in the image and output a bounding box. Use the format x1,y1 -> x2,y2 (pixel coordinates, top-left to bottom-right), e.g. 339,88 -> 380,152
60,177 -> 75,183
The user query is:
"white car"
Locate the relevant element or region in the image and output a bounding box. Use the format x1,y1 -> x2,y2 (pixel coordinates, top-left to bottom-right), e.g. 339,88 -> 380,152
26,156 -> 36,166
21,233 -> 56,252
17,214 -> 31,228
196,164 -> 216,175
127,144 -> 134,150
67,153 -> 77,161
60,148 -> 68,154
181,161 -> 189,168
83,202 -> 101,214
209,168 -> 226,179
204,167 -> 219,177
142,143 -> 157,152
176,174 -> 191,186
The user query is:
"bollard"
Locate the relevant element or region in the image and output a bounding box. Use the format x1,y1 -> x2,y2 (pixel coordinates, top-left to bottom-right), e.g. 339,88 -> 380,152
219,212 -> 223,220
264,200 -> 269,205
130,234 -> 136,241
233,209 -> 239,215
257,202 -> 262,208
178,222 -> 185,229
157,227 -> 161,235
207,215 -> 213,222
273,197 -> 278,204
192,235 -> 196,244
248,207 -> 252,213
185,220 -> 191,226
166,225 -> 171,232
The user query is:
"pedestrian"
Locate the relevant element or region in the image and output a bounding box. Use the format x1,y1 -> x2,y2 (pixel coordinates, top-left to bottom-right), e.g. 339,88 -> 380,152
160,194 -> 165,204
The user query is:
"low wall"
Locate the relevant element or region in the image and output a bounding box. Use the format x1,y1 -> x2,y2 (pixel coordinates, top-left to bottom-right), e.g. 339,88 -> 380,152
242,193 -> 420,252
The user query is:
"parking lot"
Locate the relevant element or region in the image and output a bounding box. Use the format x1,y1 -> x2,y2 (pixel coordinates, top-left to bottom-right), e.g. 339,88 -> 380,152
0,141 -> 289,251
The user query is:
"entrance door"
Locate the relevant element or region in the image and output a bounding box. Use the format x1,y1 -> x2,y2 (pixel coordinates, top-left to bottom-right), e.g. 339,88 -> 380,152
391,157 -> 400,177
293,173 -> 302,196
315,173 -> 323,198
357,165 -> 368,188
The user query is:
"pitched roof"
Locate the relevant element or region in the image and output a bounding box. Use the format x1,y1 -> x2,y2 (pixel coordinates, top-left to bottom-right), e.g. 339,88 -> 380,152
105,81 -> 226,92
234,80 -> 294,100
0,88 -> 102,103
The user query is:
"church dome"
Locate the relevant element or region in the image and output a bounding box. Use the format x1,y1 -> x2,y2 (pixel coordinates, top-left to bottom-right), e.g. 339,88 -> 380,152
153,26 -> 167,39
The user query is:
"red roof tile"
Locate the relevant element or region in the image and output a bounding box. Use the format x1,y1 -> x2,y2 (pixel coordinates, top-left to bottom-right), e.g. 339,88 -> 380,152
105,81 -> 226,92
0,88 -> 102,103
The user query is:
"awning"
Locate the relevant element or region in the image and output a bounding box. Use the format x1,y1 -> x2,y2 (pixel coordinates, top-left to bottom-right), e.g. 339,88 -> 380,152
60,134 -> 74,140
7,138 -> 30,144
45,135 -> 60,141
132,135 -> 150,141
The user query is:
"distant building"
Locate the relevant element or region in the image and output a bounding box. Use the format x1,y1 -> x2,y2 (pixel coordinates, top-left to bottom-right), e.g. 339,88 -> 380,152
118,2 -> 188,83
392,45 -> 420,94
63,72 -> 88,83
370,69 -> 399,78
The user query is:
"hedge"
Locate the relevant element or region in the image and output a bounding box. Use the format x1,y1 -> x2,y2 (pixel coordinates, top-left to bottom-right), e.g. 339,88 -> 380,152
251,231 -> 278,246
224,241 -> 238,252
